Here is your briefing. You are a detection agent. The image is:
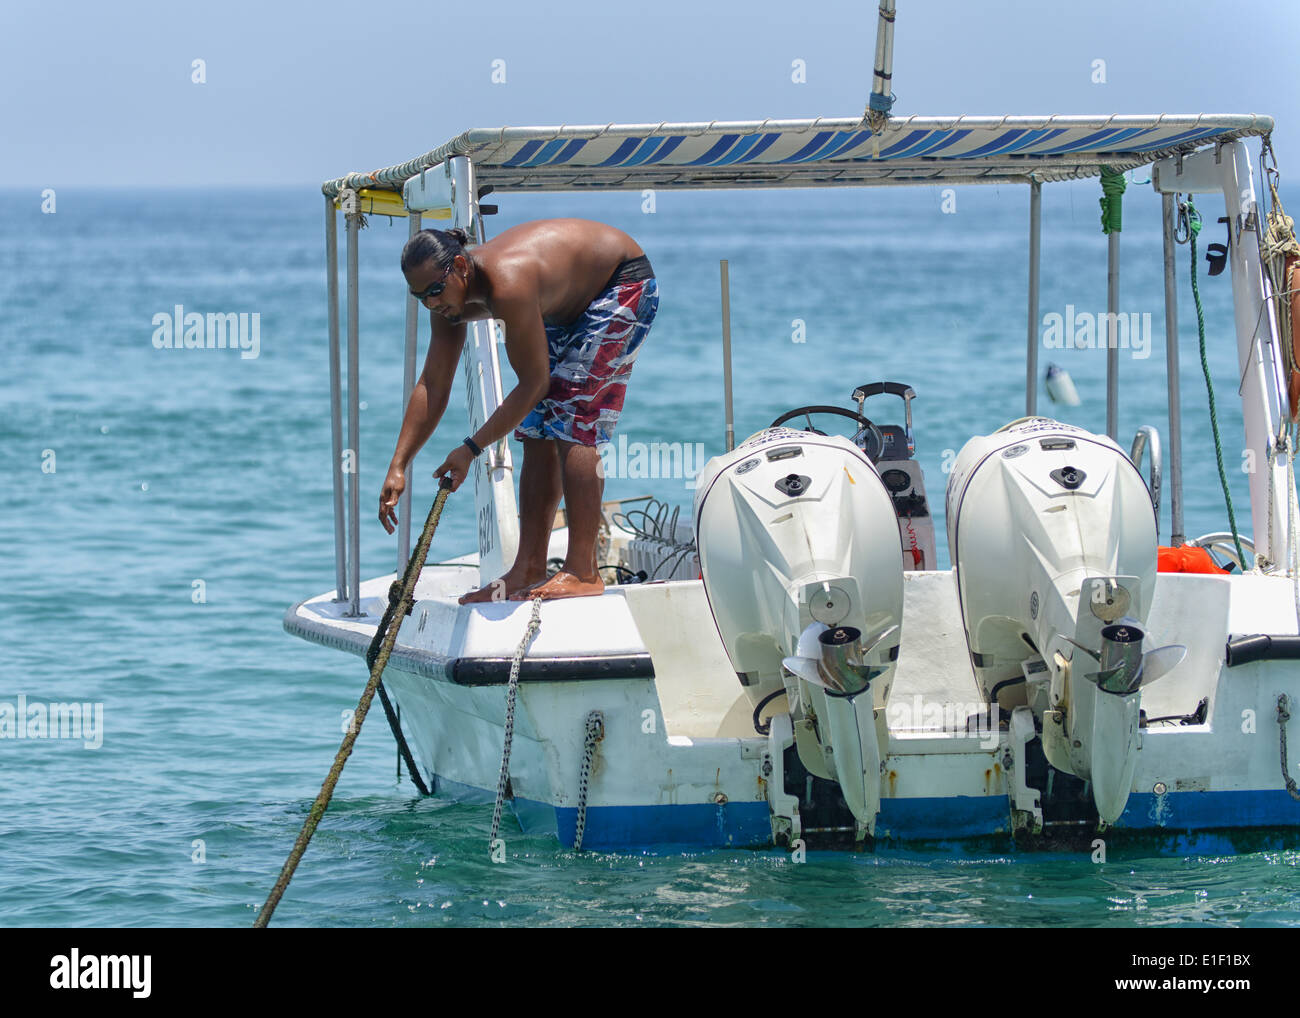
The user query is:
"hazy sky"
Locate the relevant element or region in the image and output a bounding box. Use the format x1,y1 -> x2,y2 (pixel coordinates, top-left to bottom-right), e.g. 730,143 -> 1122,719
3,0 -> 1297,188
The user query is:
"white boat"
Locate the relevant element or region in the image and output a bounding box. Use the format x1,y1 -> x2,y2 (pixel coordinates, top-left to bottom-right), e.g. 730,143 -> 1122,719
284,75 -> 1300,852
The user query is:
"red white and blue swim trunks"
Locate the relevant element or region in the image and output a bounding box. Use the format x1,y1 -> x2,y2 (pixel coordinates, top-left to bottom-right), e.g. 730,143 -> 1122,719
514,254 -> 658,447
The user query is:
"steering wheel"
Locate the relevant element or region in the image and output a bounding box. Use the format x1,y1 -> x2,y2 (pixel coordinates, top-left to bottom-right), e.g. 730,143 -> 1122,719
768,405 -> 885,462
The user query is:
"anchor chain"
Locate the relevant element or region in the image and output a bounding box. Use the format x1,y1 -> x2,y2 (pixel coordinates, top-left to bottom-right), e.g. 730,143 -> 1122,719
1279,695 -> 1300,802
573,710 -> 605,851
488,596 -> 544,849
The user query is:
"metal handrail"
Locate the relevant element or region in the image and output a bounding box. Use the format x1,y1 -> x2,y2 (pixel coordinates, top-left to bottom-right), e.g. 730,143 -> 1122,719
1130,425 -> 1163,540
1187,531 -> 1257,570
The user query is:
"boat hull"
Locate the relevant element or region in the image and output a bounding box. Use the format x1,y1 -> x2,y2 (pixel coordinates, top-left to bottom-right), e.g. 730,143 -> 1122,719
284,566 -> 1300,852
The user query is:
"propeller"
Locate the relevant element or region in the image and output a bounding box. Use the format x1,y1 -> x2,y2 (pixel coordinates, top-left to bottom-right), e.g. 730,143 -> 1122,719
1065,618 -> 1186,695
782,622 -> 899,698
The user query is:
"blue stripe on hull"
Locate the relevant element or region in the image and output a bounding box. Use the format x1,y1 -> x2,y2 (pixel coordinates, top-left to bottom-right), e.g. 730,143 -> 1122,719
875,795 -> 1011,840
1118,789 -> 1300,831
523,797 -> 774,850
432,774 -> 1300,852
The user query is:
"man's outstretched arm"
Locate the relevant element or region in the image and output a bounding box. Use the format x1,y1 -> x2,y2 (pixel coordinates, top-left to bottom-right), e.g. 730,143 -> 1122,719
379,316 -> 466,532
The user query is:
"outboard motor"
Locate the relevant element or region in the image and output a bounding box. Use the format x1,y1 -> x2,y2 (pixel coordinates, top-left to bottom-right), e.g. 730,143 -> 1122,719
946,418 -> 1185,825
694,427 -> 904,836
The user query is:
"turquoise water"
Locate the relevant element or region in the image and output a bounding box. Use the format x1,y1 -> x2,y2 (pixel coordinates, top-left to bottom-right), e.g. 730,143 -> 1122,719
3,183 -> 1299,928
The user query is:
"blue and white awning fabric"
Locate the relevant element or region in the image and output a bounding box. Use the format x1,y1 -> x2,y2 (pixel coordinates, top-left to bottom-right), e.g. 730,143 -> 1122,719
322,113 -> 1273,196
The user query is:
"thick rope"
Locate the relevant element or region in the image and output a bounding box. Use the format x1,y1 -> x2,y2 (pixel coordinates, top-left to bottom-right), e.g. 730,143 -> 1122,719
488,596 -> 544,850
573,710 -> 604,851
1278,695 -> 1300,802
1253,135 -> 1300,615
253,478 -> 453,928
1187,197 -> 1252,570
1259,138 -> 1300,387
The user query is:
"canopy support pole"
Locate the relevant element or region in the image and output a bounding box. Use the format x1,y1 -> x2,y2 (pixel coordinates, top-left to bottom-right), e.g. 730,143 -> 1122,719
720,260 -> 735,451
866,0 -> 897,133
326,196 -> 347,602
1025,180 -> 1042,416
1106,229 -> 1121,440
1162,191 -> 1185,546
346,207 -> 363,617
398,212 -> 421,571
449,155 -> 519,582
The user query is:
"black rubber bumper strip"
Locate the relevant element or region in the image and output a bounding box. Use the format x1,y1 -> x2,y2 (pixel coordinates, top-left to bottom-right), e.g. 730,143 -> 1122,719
449,654 -> 656,685
285,601 -> 654,685
1224,634 -> 1300,667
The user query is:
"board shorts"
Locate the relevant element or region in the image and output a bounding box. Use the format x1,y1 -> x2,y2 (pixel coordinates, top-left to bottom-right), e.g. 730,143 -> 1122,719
514,255 -> 658,447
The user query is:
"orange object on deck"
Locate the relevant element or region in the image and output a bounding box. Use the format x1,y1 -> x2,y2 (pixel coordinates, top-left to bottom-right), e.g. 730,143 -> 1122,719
1158,545 -> 1229,574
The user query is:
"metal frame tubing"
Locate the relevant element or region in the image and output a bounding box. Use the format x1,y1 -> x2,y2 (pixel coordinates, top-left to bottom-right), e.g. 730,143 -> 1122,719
326,196 -> 348,602
1161,192 -> 1185,546
398,212 -> 421,570
346,210 -> 362,616
1025,180 -> 1042,416
1106,229 -> 1121,440
720,260 -> 735,451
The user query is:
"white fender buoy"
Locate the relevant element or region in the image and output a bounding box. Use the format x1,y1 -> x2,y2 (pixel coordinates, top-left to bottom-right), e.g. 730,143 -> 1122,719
1045,363 -> 1081,406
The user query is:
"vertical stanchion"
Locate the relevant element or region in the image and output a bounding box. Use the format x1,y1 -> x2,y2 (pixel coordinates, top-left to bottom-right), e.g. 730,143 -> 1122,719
1162,192 -> 1185,546
1106,229 -> 1121,440
720,259 -> 735,452
346,209 -> 362,617
326,195 -> 347,602
398,212 -> 421,571
1026,180 -> 1042,416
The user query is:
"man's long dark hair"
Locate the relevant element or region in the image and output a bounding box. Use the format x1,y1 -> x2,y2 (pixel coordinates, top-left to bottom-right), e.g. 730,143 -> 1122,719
401,227 -> 470,273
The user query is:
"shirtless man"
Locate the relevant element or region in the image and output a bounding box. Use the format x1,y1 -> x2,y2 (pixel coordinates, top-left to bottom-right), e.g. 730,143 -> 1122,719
378,219 -> 658,603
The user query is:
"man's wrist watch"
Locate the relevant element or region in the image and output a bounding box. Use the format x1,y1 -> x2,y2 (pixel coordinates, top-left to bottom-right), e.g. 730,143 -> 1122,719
463,436 -> 483,458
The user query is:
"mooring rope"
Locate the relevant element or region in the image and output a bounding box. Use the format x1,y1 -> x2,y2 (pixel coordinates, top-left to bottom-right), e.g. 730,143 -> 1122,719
573,710 -> 605,851
1257,134 -> 1300,617
253,477 -> 453,929
1259,135 -> 1300,398
488,596 -> 544,851
1277,695 -> 1300,802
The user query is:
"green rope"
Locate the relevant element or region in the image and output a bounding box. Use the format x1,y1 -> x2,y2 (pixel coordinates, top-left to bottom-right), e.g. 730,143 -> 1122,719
1187,197 -> 1252,570
1099,166 -> 1126,234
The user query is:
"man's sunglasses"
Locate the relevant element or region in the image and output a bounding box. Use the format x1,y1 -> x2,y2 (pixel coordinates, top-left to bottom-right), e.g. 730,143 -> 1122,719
410,261 -> 456,302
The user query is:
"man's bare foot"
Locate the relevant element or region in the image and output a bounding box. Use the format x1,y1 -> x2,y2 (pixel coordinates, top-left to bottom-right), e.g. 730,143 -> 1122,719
509,570 -> 605,601
458,568 -> 545,605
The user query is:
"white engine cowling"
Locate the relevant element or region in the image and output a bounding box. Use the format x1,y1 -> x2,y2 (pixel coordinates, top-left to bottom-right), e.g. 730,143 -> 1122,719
946,417 -> 1180,824
695,428 -> 903,701
694,428 -> 905,836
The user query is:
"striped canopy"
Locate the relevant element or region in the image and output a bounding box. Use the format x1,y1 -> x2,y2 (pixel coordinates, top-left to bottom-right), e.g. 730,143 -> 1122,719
322,113 -> 1273,197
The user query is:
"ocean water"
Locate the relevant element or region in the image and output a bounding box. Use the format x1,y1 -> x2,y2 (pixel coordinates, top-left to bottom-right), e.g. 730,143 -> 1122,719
3,181 -> 1299,929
